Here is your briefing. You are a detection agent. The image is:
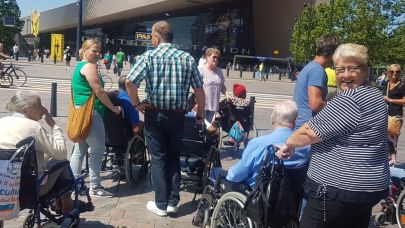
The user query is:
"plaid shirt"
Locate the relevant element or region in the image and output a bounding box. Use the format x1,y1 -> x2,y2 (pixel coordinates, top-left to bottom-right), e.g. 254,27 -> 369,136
127,43 -> 203,110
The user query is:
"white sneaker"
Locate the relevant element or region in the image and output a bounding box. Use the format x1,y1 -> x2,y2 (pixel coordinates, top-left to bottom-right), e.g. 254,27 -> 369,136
90,187 -> 113,198
146,201 -> 167,216
167,205 -> 178,214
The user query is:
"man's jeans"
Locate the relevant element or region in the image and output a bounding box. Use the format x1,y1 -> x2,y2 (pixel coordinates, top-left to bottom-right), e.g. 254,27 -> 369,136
144,109 -> 185,210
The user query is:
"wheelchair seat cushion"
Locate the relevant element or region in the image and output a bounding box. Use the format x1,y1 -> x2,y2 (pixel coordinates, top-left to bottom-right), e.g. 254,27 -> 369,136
180,156 -> 203,171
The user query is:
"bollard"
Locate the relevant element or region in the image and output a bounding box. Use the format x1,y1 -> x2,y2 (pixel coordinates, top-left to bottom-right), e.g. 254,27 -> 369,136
240,68 -> 243,78
249,96 -> 255,130
226,67 -> 230,77
50,83 -> 57,117
252,70 -> 255,79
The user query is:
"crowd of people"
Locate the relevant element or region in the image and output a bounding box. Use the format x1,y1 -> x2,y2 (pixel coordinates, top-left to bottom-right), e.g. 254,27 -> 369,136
0,20 -> 403,228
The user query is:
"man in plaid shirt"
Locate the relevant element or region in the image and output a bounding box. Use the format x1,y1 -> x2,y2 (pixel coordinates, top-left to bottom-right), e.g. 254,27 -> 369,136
125,21 -> 205,216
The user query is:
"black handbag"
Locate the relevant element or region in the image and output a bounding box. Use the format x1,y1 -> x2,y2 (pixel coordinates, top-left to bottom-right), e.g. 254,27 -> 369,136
243,145 -> 297,226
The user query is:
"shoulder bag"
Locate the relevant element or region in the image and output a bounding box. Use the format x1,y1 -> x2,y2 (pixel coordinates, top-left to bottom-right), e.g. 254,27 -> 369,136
67,86 -> 95,143
243,145 -> 297,226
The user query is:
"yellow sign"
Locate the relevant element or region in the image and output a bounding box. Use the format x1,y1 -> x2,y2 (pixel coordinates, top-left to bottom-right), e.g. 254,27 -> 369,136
31,10 -> 40,37
135,32 -> 151,41
51,34 -> 64,62
273,50 -> 279,56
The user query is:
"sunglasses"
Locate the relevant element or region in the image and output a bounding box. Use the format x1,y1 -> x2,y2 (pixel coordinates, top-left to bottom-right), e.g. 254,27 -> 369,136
390,70 -> 401,74
212,56 -> 219,60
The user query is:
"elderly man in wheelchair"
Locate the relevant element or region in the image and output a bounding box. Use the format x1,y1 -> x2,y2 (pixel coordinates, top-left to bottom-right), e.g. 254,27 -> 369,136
100,76 -> 147,186
193,100 -> 311,228
0,91 -> 93,227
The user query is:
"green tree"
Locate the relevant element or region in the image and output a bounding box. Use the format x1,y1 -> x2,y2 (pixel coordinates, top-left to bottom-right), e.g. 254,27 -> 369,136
0,0 -> 24,48
289,0 -> 404,66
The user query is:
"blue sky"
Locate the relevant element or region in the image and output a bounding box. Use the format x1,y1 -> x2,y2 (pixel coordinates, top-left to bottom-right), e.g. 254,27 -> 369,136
16,0 -> 76,17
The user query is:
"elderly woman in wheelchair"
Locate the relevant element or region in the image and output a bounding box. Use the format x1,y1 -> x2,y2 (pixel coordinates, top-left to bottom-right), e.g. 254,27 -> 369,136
0,91 -> 93,227
193,100 -> 311,228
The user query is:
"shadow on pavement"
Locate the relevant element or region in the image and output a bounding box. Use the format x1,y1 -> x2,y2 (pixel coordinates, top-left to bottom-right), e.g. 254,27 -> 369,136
169,200 -> 198,218
76,219 -> 116,227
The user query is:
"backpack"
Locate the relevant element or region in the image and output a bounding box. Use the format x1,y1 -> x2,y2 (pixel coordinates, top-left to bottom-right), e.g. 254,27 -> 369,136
229,121 -> 246,144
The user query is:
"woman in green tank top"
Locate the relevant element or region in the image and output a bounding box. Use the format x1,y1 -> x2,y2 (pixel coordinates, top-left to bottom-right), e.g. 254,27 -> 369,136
70,39 -> 121,197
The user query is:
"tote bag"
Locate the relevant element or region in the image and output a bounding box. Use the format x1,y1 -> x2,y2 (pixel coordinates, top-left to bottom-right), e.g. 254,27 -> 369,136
244,146 -> 297,226
67,89 -> 95,143
0,147 -> 25,220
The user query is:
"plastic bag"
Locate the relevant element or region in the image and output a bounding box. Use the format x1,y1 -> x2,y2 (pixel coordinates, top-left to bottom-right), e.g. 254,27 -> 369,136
0,148 -> 23,220
229,121 -> 246,144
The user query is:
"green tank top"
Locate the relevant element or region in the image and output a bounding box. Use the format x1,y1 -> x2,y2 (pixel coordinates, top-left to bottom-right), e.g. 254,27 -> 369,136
72,61 -> 105,116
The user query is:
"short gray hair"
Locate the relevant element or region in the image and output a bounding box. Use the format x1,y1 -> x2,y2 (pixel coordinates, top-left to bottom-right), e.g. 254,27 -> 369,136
271,100 -> 298,127
333,43 -> 369,66
5,91 -> 40,113
152,21 -> 173,43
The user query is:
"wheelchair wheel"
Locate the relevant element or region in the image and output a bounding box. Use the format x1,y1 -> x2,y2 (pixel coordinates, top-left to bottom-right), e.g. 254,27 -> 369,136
396,190 -> 405,227
22,212 -> 35,228
211,192 -> 255,228
124,135 -> 148,186
193,185 -> 217,227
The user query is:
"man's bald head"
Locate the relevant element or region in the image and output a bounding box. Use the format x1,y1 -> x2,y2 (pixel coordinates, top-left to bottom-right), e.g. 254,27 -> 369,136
152,21 -> 174,43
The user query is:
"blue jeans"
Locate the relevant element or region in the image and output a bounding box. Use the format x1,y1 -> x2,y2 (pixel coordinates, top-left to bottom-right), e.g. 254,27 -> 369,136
70,111 -> 106,190
144,109 -> 185,210
117,62 -> 123,76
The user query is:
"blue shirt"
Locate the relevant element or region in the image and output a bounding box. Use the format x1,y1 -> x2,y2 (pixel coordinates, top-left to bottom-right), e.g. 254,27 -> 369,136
294,61 -> 327,129
226,128 -> 310,188
117,89 -> 140,126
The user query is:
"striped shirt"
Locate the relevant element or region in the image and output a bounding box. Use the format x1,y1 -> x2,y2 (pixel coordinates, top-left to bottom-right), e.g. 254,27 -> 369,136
307,86 -> 389,193
127,43 -> 203,110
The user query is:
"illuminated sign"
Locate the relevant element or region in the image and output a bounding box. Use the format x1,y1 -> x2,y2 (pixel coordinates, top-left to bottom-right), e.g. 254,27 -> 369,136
135,32 -> 151,41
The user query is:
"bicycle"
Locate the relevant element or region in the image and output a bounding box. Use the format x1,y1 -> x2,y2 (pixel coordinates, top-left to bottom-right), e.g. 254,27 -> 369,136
0,63 -> 27,87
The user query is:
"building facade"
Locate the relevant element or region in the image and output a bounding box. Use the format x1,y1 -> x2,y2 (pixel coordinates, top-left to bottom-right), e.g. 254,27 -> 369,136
21,0 -> 321,64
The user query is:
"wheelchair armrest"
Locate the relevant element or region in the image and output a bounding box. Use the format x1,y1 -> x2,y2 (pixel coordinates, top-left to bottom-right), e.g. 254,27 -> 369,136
44,160 -> 70,174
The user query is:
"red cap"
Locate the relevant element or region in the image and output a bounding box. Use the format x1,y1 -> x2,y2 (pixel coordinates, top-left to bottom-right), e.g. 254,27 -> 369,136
233,83 -> 246,97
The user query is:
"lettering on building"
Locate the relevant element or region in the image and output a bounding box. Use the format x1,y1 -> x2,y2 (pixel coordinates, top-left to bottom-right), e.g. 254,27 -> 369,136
81,36 -> 250,55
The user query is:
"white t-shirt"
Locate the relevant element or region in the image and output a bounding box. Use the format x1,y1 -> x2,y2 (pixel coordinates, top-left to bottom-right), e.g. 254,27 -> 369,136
13,45 -> 19,53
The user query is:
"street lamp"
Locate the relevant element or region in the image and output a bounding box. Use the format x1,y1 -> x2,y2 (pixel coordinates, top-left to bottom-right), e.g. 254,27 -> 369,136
329,0 -> 335,32
75,0 -> 83,61
304,0 -> 314,63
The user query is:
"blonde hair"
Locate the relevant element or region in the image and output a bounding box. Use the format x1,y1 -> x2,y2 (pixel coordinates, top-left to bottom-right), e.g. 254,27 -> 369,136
332,43 -> 369,66
271,100 -> 298,128
388,64 -> 401,72
205,48 -> 220,58
79,39 -> 100,60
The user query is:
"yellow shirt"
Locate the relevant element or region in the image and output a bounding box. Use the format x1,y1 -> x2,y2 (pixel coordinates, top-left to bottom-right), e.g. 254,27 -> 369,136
326,68 -> 336,87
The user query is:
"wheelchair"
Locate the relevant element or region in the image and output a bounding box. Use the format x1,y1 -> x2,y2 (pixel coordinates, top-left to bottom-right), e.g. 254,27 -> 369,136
216,96 -> 258,150
375,166 -> 405,228
180,116 -> 222,200
101,92 -> 149,186
10,137 -> 94,228
192,169 -> 255,228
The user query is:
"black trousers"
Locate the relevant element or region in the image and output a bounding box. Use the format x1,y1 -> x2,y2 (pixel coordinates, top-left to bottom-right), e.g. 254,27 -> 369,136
300,192 -> 375,228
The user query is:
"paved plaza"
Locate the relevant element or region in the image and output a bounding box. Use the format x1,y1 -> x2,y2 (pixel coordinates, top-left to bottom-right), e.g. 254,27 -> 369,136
0,59 -> 403,227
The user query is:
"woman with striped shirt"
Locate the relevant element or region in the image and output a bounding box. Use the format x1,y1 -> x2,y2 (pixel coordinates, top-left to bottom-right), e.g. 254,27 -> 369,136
277,43 -> 389,228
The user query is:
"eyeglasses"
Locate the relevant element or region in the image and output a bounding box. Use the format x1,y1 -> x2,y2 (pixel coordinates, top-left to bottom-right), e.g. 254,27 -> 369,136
335,66 -> 362,75
212,56 -> 219,60
390,70 -> 401,75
